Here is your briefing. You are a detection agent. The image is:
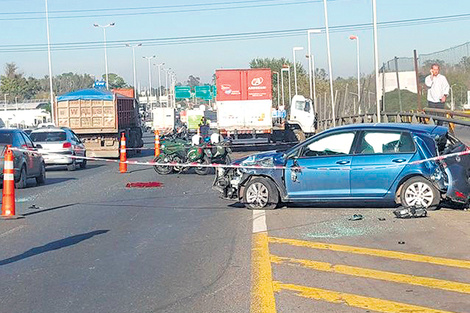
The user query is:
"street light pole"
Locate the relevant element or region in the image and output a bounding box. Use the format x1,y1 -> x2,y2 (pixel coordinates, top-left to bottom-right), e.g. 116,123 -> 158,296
3,94 -> 8,112
323,0 -> 336,126
273,72 -> 280,108
45,0 -> 55,123
350,35 -> 361,110
292,47 -> 304,95
143,55 -> 156,109
307,29 -> 321,103
154,63 -> 164,104
281,68 -> 287,108
372,0 -> 381,122
125,43 -> 142,98
93,22 -> 115,90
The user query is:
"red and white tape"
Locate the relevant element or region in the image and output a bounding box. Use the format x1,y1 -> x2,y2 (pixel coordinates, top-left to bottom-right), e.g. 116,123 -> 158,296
10,147 -> 470,171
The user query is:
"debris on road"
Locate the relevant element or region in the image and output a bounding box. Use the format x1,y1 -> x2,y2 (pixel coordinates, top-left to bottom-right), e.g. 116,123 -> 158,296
28,204 -> 41,210
398,241 -> 406,244
126,182 -> 164,188
348,214 -> 364,221
393,206 -> 427,219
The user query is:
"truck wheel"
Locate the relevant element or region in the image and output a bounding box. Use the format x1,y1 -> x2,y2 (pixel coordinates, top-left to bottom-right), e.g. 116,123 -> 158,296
153,155 -> 173,175
293,129 -> 306,142
243,178 -> 279,210
195,156 -> 212,175
400,176 -> 440,210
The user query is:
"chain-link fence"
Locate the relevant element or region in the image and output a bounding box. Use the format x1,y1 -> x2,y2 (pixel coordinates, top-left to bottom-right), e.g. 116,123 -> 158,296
317,42 -> 470,126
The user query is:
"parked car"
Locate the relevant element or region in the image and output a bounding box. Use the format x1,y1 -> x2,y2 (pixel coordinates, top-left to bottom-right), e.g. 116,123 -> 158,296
213,123 -> 470,210
29,127 -> 86,171
0,129 -> 46,188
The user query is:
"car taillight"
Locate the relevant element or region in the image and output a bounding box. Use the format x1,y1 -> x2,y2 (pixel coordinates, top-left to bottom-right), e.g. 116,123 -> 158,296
63,142 -> 72,148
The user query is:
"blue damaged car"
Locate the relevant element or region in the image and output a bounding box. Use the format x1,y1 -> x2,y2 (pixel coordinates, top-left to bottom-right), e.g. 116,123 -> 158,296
213,123 -> 470,210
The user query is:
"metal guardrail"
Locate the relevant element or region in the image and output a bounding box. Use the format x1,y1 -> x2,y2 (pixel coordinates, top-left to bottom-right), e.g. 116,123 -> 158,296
317,109 -> 470,134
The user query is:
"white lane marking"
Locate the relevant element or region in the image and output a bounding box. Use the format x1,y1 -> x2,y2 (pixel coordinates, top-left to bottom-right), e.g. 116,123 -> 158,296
0,225 -> 25,238
253,210 -> 267,234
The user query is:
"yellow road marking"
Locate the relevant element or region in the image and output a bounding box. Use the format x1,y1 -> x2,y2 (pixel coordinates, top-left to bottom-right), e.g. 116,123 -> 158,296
269,237 -> 470,270
273,281 -> 458,313
251,232 -> 276,313
271,255 -> 470,294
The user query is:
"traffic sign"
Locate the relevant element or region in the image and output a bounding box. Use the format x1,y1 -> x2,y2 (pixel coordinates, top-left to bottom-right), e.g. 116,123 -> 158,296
195,86 -> 213,100
175,86 -> 192,99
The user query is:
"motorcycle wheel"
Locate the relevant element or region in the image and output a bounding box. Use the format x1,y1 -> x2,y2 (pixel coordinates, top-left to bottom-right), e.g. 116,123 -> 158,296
224,154 -> 232,165
153,155 -> 174,175
173,156 -> 185,173
194,155 -> 212,175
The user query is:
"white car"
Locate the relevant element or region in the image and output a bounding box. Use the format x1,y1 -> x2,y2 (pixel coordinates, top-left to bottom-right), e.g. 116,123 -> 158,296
29,127 -> 87,171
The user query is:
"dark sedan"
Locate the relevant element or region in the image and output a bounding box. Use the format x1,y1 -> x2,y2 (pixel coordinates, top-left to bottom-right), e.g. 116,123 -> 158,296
0,129 -> 46,188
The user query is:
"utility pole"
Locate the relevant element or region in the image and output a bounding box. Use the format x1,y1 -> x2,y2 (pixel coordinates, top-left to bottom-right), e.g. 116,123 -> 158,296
394,56 -> 402,112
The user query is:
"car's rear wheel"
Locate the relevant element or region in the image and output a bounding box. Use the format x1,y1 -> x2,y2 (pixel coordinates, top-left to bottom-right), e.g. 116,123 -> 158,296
15,166 -> 27,189
67,159 -> 76,171
400,176 -> 440,210
243,178 -> 279,210
80,155 -> 87,169
36,163 -> 46,185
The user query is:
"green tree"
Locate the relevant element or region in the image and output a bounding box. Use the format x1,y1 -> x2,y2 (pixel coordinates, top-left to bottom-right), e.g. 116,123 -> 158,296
0,63 -> 29,100
101,73 -> 127,89
187,75 -> 201,87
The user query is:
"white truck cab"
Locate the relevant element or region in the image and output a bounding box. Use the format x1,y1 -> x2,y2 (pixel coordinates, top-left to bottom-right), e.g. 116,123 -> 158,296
287,95 -> 316,141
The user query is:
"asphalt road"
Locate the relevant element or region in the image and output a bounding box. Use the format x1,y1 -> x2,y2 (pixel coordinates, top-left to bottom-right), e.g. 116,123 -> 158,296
0,136 -> 252,313
1,130 -> 469,313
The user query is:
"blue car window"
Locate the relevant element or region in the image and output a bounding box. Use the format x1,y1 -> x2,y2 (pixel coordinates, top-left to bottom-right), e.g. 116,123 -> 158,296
357,131 -> 415,154
302,132 -> 355,157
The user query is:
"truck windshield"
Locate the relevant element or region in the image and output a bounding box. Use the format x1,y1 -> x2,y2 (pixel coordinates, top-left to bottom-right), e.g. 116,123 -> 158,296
30,132 -> 67,142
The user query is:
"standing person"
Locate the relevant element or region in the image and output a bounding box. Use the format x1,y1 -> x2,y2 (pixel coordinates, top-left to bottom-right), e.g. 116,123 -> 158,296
425,64 -> 449,125
425,64 -> 450,109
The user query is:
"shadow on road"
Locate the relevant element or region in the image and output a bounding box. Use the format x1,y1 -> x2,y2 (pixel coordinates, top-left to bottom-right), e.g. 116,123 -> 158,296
46,164 -> 105,172
0,230 -> 109,266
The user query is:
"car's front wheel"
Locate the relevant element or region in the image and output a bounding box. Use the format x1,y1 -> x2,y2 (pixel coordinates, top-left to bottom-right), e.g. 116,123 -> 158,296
243,178 -> 279,210
400,176 -> 440,210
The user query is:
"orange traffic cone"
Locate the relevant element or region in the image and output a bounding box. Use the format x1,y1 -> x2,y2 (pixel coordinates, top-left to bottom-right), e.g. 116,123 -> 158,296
154,130 -> 160,157
1,145 -> 22,219
119,133 -> 127,173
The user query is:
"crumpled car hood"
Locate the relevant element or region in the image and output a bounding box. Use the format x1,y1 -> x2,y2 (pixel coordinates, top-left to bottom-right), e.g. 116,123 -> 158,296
233,150 -> 286,169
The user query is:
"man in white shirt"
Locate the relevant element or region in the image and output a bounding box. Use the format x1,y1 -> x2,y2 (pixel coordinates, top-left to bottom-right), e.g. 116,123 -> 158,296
425,64 -> 449,109
425,64 -> 449,125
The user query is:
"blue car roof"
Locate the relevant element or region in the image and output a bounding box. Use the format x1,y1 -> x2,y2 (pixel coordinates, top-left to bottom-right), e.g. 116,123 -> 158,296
323,123 -> 447,136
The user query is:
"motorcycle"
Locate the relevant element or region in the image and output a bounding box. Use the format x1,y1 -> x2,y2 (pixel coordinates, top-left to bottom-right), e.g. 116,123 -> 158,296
153,136 -> 232,176
203,140 -> 232,166
153,138 -> 211,175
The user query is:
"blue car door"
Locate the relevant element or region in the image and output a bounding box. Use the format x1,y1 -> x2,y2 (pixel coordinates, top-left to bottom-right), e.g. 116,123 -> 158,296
350,130 -> 416,198
285,131 -> 357,200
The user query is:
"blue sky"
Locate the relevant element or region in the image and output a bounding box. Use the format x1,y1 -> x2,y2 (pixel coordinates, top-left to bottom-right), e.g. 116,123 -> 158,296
0,0 -> 469,87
